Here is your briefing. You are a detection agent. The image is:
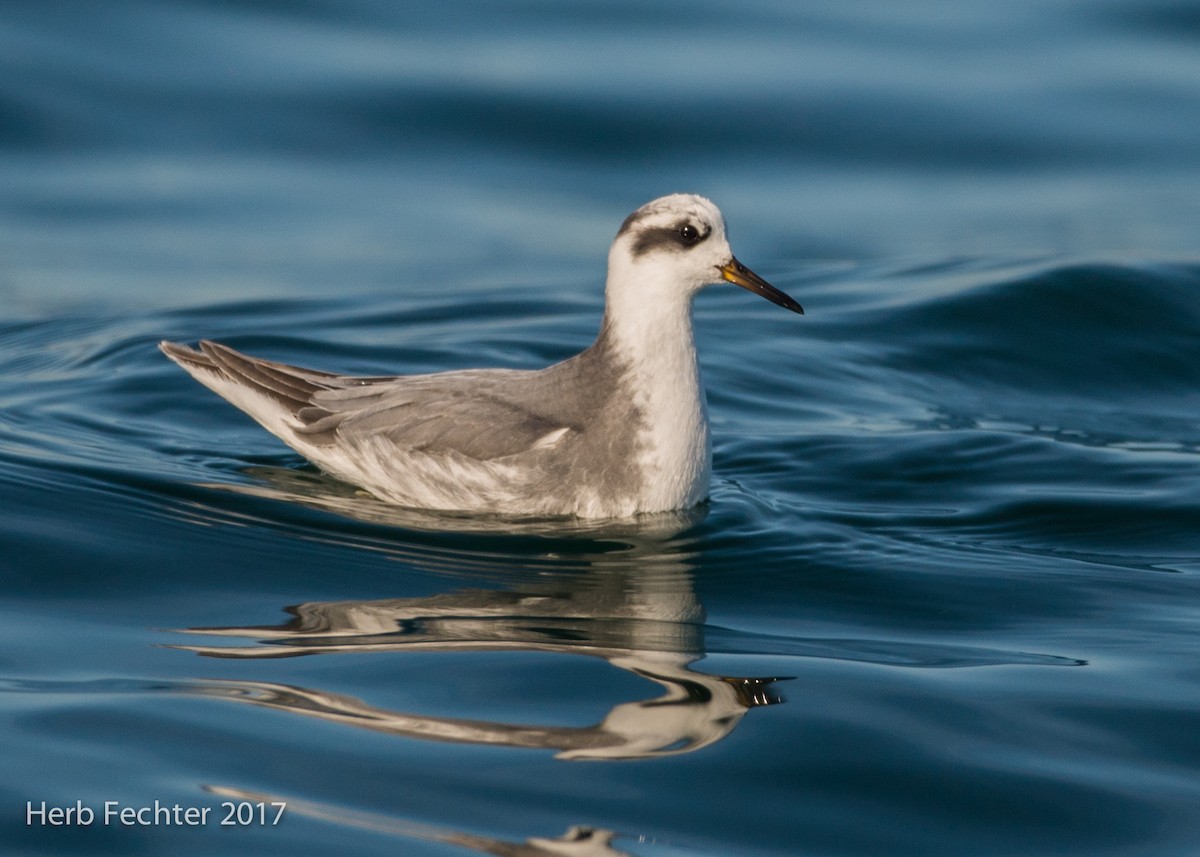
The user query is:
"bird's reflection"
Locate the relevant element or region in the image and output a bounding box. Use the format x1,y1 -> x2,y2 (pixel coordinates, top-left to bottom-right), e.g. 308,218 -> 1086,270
177,565 -> 786,761
172,469 -> 788,760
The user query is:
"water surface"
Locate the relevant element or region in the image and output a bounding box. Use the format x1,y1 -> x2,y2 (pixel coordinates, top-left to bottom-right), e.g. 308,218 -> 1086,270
3,2 -> 1200,855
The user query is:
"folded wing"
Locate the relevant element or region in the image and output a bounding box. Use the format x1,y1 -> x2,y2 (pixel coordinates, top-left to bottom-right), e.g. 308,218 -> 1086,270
160,340 -> 572,462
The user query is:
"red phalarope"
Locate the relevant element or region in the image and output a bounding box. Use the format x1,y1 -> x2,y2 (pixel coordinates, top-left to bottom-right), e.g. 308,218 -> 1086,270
161,194 -> 803,518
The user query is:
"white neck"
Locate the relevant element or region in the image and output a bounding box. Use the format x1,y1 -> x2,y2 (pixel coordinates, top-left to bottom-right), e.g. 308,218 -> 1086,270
600,258 -> 712,511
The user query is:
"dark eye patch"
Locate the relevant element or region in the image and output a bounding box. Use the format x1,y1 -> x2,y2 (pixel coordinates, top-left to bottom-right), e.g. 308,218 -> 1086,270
628,221 -> 710,257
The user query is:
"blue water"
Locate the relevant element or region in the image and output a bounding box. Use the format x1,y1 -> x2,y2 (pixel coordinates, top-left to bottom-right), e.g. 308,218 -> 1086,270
4,2 -> 1200,855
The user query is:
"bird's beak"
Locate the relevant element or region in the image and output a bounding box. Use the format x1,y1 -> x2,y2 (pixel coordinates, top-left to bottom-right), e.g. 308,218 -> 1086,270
719,258 -> 804,314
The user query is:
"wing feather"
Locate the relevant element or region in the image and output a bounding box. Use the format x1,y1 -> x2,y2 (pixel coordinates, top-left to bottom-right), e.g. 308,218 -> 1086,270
311,379 -> 571,460
162,340 -> 574,462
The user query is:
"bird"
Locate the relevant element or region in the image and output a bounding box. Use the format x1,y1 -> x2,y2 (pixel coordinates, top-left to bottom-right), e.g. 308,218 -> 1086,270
161,193 -> 803,519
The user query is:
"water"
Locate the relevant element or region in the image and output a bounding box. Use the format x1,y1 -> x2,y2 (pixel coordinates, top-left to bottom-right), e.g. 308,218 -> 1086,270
3,1 -> 1200,855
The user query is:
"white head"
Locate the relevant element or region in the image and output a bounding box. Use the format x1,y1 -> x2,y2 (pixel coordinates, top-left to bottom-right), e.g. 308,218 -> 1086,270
605,193 -> 803,319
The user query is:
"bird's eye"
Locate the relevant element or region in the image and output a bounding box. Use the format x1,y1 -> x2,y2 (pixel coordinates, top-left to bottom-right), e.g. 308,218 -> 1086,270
679,224 -> 700,244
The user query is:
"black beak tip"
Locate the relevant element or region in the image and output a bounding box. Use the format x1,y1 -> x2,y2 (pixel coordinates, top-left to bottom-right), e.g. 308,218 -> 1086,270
770,292 -> 804,315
